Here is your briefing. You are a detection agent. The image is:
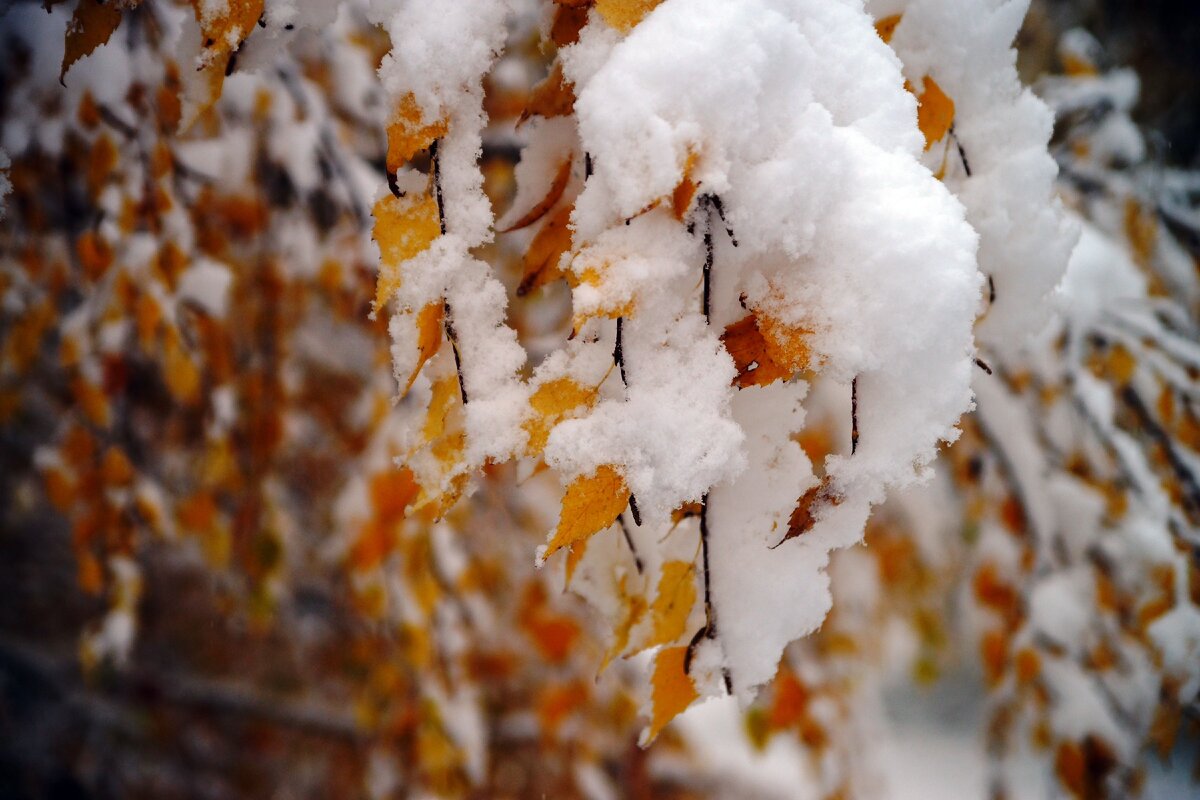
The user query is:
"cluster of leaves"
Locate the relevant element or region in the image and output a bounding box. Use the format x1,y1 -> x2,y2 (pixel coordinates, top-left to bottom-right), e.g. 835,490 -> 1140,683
1,2 -> 1199,800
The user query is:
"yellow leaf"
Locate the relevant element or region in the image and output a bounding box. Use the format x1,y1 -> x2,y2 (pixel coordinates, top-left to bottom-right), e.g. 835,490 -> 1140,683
372,192 -> 441,312
524,377 -> 598,456
399,302 -> 444,398
520,61 -> 576,124
603,576 -> 647,669
501,156 -> 573,233
912,76 -> 955,151
565,537 -> 588,585
386,93 -> 449,175
644,560 -> 696,649
423,374 -> 461,443
646,645 -> 698,742
61,0 -> 124,83
596,0 -> 664,33
186,0 -> 264,127
542,465 -> 630,562
874,13 -> 902,44
518,202 -> 574,296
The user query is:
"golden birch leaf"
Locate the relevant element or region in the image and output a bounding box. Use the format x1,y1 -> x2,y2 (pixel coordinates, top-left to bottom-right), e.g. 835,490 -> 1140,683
520,61 -> 576,124
644,560 -> 696,649
62,0 -> 125,83
565,537 -> 588,585
596,0 -> 664,33
186,0 -> 264,127
670,151 -> 699,222
874,13 -> 902,44
386,93 -> 449,174
399,302 -> 444,398
603,577 -> 647,669
541,465 -> 630,562
518,202 -> 574,296
524,377 -> 599,456
501,156 -> 573,233
646,645 -> 698,743
372,192 -> 441,312
721,313 -> 791,388
913,76 -> 955,151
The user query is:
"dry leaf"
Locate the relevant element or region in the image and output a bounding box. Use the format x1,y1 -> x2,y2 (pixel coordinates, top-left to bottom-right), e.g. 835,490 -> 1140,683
542,465 -> 630,562
501,156 -> 573,233
61,0 -> 125,83
519,202 -> 574,296
645,645 -> 698,742
778,477 -> 840,545
550,3 -> 591,46
596,0 -> 664,33
372,192 -> 441,312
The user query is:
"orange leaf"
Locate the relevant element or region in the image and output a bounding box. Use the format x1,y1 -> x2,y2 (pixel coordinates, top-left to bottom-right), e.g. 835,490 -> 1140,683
778,477 -> 840,545
721,313 -> 791,388
386,93 -> 449,175
521,61 -> 576,124
501,156 -> 573,233
519,202 -> 574,296
646,645 -> 698,742
542,465 -> 630,562
596,0 -> 664,33
913,76 -> 955,151
550,3 -> 590,46
61,0 -> 124,83
874,13 -> 902,44
671,151 -> 699,221
643,560 -> 696,649
372,192 -> 441,312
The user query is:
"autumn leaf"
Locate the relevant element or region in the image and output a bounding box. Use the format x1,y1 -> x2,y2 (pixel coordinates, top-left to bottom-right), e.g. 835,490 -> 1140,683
721,313 -> 791,388
645,645 -> 698,743
912,76 -> 955,151
874,13 -> 902,44
185,0 -> 265,128
603,576 -> 647,669
541,465 -> 630,563
398,302 -> 444,398
550,3 -> 591,47
61,0 -> 125,83
642,560 -> 696,649
775,477 -> 840,546
519,202 -> 574,296
372,192 -> 441,312
524,377 -> 599,456
501,156 -> 573,233
520,62 -> 576,124
671,151 -> 699,221
596,0 -> 664,33
386,94 -> 449,176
